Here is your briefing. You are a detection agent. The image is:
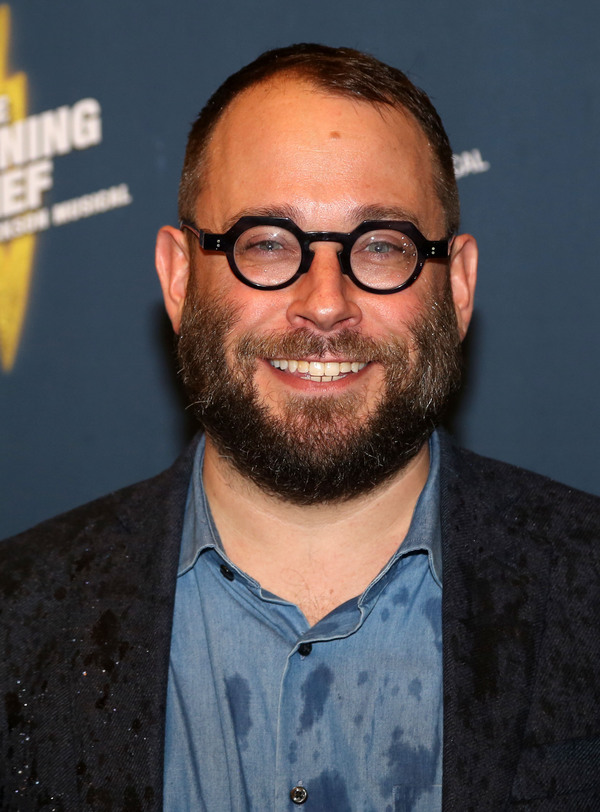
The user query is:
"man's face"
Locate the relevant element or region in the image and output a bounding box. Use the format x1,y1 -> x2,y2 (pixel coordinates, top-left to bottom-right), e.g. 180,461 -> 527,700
161,77 -> 474,503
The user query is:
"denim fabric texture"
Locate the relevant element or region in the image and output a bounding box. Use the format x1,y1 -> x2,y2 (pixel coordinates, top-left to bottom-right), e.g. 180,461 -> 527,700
163,434 -> 443,812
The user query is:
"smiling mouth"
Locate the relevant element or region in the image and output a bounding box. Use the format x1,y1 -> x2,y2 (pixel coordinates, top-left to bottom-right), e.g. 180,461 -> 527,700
269,359 -> 368,382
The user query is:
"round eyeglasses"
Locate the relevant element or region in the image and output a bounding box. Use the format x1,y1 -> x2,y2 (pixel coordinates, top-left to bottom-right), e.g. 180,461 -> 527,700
180,216 -> 450,294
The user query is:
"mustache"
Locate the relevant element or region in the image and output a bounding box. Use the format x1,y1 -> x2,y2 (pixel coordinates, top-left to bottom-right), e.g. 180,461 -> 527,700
235,327 -> 411,365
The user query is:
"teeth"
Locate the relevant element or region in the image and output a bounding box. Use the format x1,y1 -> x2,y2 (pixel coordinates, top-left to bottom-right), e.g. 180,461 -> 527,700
270,359 -> 367,380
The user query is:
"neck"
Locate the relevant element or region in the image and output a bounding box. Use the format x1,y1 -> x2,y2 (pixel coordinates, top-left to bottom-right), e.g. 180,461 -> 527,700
201,436 -> 431,625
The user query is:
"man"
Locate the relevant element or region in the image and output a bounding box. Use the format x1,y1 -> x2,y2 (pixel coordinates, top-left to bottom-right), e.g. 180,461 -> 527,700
1,44 -> 599,811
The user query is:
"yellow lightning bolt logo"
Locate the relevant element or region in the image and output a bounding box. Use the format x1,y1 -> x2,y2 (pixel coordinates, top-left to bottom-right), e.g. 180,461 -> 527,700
0,4 -> 34,372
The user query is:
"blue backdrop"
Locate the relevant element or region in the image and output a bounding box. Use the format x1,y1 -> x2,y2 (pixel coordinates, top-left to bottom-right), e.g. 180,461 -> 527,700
1,0 -> 598,538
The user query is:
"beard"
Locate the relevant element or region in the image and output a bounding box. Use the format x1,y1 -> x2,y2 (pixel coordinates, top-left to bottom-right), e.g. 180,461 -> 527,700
177,280 -> 462,505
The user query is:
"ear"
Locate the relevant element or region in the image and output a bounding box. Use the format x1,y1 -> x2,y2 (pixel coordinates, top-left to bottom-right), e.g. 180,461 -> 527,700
155,226 -> 191,334
448,233 -> 478,340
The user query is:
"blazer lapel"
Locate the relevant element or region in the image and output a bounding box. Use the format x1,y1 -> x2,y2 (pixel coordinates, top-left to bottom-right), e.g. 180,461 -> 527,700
66,439 -> 198,809
439,437 -> 552,810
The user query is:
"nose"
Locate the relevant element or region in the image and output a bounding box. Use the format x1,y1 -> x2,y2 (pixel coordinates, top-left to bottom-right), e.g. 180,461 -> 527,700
286,243 -> 362,332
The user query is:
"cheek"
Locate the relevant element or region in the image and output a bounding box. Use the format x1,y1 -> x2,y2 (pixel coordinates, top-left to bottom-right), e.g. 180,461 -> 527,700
219,293 -> 294,371
225,287 -> 297,337
190,258 -> 284,330
397,271 -> 450,322
190,255 -> 233,298
361,293 -> 426,342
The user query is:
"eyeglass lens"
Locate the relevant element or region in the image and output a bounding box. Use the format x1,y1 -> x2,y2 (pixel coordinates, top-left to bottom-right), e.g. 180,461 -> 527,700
233,224 -> 419,290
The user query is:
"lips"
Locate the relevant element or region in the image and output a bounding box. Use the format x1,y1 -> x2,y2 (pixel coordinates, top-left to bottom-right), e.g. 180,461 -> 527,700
269,359 -> 367,382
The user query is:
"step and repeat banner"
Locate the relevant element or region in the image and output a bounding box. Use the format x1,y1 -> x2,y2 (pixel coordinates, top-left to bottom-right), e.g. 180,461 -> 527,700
1,0 -> 598,537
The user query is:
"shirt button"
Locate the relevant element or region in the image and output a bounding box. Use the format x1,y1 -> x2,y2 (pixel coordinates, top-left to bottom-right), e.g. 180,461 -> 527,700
298,643 -> 312,657
220,564 -> 234,581
290,785 -> 308,804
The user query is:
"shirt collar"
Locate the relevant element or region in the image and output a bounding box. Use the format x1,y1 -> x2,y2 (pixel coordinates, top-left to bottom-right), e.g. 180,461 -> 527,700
178,435 -> 218,575
178,431 -> 442,585
380,429 -> 442,587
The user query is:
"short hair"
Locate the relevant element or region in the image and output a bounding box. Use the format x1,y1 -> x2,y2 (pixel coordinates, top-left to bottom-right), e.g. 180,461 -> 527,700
178,43 -> 459,234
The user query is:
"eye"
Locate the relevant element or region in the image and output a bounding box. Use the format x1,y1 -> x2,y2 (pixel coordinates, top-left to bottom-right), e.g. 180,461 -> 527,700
364,240 -> 405,255
236,226 -> 299,258
354,231 -> 416,262
247,238 -> 285,252
234,226 -> 301,281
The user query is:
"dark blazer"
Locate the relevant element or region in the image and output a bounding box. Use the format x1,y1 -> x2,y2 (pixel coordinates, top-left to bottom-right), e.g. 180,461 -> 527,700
1,434 -> 599,811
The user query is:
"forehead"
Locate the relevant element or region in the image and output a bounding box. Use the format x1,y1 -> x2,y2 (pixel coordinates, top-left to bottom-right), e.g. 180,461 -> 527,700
198,77 -> 443,233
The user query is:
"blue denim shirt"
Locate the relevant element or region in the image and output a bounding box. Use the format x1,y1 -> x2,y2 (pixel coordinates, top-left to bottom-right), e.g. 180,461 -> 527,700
164,433 -> 442,812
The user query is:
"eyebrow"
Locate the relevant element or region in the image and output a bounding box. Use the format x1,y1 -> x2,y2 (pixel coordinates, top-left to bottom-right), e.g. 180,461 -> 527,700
221,204 -> 305,231
220,203 -> 424,233
352,204 -> 424,231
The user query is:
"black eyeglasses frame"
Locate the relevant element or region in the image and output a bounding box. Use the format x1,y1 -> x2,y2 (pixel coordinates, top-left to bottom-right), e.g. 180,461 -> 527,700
180,216 -> 450,294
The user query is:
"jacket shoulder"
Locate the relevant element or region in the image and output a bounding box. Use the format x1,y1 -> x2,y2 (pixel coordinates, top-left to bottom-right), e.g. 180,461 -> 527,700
439,433 -> 600,555
0,437 -> 199,598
